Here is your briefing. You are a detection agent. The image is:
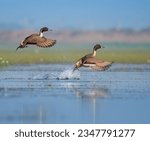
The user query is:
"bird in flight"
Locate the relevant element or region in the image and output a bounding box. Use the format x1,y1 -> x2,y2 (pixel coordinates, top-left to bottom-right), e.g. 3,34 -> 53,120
16,27 -> 56,51
73,44 -> 113,71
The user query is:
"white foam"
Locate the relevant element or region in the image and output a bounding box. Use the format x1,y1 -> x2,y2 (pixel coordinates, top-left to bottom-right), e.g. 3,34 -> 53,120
57,69 -> 80,80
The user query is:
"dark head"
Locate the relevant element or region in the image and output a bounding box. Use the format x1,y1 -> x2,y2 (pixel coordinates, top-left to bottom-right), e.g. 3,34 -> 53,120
93,44 -> 104,51
40,27 -> 49,33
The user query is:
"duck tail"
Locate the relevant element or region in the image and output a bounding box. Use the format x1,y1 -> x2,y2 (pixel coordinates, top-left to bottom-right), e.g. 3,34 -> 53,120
16,45 -> 24,51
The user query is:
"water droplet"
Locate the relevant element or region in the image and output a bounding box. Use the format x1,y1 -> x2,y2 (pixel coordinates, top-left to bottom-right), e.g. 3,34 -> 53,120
57,69 -> 80,80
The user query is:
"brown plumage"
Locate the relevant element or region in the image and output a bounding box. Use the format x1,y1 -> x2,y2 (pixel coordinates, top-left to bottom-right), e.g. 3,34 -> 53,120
81,44 -> 103,59
16,27 -> 56,51
73,44 -> 113,71
80,57 -> 113,71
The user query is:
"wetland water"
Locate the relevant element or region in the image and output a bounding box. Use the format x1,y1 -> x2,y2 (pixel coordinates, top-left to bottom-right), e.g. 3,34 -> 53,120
0,64 -> 150,123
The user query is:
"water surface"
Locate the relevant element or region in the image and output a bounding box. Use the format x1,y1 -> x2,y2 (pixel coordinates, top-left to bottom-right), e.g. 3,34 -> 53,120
0,64 -> 150,123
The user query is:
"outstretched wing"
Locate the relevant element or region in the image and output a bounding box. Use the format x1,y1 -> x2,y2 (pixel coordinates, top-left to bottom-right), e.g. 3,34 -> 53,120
91,61 -> 113,71
83,57 -> 113,71
36,37 -> 56,48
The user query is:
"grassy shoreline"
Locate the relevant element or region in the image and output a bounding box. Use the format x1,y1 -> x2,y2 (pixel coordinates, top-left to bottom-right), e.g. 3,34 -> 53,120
0,42 -> 150,66
0,47 -> 150,66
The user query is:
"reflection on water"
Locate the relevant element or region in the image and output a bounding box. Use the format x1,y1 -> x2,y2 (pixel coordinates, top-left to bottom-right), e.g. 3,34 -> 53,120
75,88 -> 108,98
75,88 -> 109,123
0,64 -> 150,123
0,85 -> 109,124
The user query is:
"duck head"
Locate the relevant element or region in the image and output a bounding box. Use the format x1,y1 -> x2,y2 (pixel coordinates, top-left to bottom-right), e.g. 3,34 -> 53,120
40,27 -> 49,33
39,27 -> 51,37
93,44 -> 104,51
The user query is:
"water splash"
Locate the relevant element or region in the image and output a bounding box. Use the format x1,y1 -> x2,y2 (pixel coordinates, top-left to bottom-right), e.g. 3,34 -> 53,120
57,69 -> 80,80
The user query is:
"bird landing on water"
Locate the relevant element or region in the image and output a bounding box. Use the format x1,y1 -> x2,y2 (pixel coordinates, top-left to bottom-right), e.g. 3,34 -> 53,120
16,27 -> 56,51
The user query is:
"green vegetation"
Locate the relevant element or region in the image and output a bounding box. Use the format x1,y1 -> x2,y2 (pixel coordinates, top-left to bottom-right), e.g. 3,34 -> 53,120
0,56 -> 9,67
0,43 -> 150,66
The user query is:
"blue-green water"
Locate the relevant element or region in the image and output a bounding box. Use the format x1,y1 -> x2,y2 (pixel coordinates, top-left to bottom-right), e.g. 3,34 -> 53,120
0,64 -> 150,123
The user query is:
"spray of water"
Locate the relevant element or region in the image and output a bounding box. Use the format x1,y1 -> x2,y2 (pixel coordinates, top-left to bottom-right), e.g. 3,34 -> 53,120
57,69 -> 80,80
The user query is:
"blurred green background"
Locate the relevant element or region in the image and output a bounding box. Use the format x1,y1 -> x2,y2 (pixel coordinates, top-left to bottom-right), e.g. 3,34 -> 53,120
0,42 -> 150,65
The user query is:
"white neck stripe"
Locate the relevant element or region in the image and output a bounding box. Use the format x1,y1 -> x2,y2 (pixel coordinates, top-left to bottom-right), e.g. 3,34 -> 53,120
40,32 -> 43,37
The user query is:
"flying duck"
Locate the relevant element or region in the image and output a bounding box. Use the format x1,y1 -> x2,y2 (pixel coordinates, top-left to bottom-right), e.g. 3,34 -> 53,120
73,44 -> 113,71
16,27 -> 56,51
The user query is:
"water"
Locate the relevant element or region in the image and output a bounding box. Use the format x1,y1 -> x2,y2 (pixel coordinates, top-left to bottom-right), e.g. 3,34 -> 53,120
57,69 -> 80,80
0,64 -> 150,124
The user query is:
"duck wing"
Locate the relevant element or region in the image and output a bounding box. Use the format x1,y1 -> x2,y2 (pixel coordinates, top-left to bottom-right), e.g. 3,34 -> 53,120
83,57 -> 113,71
83,57 -> 101,64
92,61 -> 113,71
36,37 -> 56,48
76,53 -> 93,64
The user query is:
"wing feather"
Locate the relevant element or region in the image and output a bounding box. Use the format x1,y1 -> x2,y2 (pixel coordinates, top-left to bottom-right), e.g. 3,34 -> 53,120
83,57 -> 113,71
36,37 -> 56,48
